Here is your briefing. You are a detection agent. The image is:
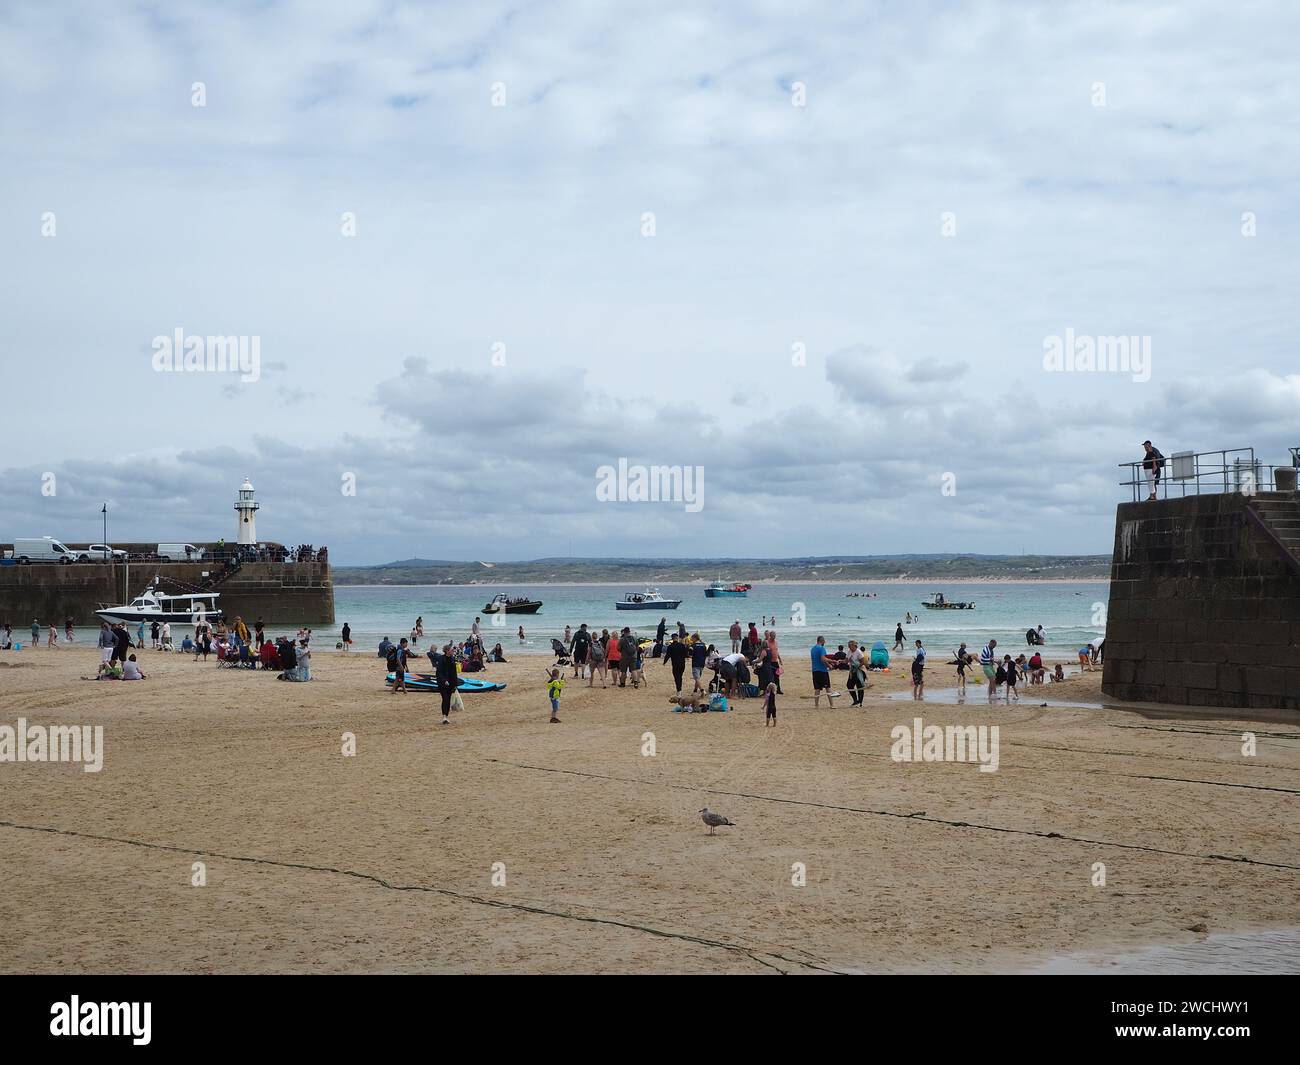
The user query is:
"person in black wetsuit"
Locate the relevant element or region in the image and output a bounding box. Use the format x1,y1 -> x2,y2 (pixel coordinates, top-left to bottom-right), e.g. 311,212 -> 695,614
436,643 -> 459,725
663,633 -> 689,692
110,623 -> 131,666
571,624 -> 592,678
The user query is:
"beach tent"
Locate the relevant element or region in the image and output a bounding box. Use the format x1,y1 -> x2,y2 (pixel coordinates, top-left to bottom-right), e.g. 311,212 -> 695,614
869,640 -> 890,668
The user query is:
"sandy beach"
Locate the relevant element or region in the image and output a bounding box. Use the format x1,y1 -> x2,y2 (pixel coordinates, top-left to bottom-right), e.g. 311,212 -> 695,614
1,646 -> 1297,974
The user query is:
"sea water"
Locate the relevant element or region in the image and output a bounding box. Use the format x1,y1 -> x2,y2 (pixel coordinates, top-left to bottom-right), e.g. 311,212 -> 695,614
304,582 -> 1107,656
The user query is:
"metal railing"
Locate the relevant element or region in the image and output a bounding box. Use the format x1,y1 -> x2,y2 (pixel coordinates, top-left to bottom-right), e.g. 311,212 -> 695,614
1118,447 -> 1296,502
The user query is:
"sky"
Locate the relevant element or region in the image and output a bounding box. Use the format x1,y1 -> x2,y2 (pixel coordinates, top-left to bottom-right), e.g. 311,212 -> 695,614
0,0 -> 1297,565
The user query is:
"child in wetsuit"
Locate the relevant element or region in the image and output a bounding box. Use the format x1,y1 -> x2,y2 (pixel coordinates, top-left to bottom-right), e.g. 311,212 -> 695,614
763,681 -> 778,726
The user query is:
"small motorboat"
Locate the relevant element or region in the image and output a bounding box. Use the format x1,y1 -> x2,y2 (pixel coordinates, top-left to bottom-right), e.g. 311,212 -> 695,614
482,593 -> 543,614
921,592 -> 975,610
615,588 -> 682,610
95,581 -> 224,626
704,579 -> 751,598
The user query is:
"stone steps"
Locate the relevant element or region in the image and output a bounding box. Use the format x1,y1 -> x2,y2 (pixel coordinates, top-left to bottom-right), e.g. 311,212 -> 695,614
1248,498 -> 1300,575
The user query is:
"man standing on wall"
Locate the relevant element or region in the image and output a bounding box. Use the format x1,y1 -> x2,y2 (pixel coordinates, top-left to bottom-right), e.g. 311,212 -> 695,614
1141,440 -> 1165,501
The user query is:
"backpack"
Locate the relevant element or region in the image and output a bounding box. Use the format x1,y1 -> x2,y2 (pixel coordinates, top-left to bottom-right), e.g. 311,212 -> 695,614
386,646 -> 401,670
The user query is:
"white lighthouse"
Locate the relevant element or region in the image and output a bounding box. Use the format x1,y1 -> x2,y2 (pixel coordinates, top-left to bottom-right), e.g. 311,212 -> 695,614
234,478 -> 260,545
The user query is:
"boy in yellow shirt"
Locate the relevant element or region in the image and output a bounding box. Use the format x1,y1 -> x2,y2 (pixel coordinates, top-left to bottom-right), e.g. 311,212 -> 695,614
547,668 -> 565,723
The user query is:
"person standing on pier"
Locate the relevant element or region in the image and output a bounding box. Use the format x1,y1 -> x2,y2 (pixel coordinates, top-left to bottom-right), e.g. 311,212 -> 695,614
1141,440 -> 1165,501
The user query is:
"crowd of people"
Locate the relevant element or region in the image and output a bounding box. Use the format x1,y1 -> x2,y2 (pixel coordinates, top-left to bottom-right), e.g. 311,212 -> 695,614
8,600 -> 1106,719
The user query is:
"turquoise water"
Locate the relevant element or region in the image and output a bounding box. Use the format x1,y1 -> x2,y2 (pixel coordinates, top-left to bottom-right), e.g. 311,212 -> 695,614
307,582 -> 1107,655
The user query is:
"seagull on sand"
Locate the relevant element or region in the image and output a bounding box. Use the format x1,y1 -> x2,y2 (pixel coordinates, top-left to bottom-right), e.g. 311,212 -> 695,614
699,808 -> 735,835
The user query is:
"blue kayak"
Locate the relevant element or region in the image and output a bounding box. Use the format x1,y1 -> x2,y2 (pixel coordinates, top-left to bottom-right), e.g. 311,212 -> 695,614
384,672 -> 506,693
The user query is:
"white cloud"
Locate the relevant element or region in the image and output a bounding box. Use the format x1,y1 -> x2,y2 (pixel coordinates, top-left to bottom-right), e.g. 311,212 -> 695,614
0,1 -> 1296,560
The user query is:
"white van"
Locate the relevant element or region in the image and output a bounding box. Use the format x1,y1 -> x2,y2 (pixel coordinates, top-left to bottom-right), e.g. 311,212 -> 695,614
157,543 -> 204,561
12,537 -> 79,563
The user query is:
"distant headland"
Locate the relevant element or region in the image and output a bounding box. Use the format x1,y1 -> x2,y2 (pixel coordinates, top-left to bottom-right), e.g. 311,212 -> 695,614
333,554 -> 1111,585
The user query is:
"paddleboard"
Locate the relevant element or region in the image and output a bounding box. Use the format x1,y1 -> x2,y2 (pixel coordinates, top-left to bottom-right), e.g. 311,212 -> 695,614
384,672 -> 506,692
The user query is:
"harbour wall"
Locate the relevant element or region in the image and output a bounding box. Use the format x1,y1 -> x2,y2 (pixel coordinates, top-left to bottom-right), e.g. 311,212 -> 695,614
0,561 -> 334,627
1101,493 -> 1300,711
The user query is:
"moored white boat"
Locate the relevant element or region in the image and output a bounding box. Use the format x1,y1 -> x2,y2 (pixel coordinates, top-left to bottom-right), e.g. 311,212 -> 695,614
615,587 -> 682,610
95,581 -> 223,626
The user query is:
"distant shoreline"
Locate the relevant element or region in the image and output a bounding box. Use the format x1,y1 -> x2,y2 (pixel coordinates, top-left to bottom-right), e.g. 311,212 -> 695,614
336,577 -> 1110,588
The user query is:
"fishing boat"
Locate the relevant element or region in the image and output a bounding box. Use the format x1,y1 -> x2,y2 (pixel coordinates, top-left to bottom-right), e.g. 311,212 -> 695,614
615,588 -> 682,610
481,593 -> 543,614
921,592 -> 975,610
95,581 -> 224,626
704,579 -> 751,598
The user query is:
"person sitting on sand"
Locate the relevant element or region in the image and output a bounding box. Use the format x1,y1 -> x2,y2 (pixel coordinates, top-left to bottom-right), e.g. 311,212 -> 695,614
122,654 -> 146,681
1053,663 -> 1066,682
462,644 -> 485,672
490,642 -> 507,663
181,635 -> 194,653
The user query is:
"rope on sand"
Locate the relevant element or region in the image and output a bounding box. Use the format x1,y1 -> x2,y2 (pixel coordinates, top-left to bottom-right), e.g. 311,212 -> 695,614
0,818 -> 845,975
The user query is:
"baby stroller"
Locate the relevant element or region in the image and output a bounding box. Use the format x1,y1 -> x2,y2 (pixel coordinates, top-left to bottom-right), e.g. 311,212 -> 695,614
550,638 -> 572,666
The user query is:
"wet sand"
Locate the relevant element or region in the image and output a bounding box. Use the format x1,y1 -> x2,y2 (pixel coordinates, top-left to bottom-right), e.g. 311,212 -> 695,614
1,646 -> 1297,973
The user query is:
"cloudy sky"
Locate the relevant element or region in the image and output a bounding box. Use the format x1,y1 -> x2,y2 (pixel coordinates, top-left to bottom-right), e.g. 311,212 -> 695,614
1,1 -> 1296,564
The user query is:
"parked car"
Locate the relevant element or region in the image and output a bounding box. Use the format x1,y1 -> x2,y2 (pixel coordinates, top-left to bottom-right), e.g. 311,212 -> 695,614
80,544 -> 128,561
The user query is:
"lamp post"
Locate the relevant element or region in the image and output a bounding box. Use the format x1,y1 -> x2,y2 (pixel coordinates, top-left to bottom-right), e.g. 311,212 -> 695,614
101,504 -> 108,560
